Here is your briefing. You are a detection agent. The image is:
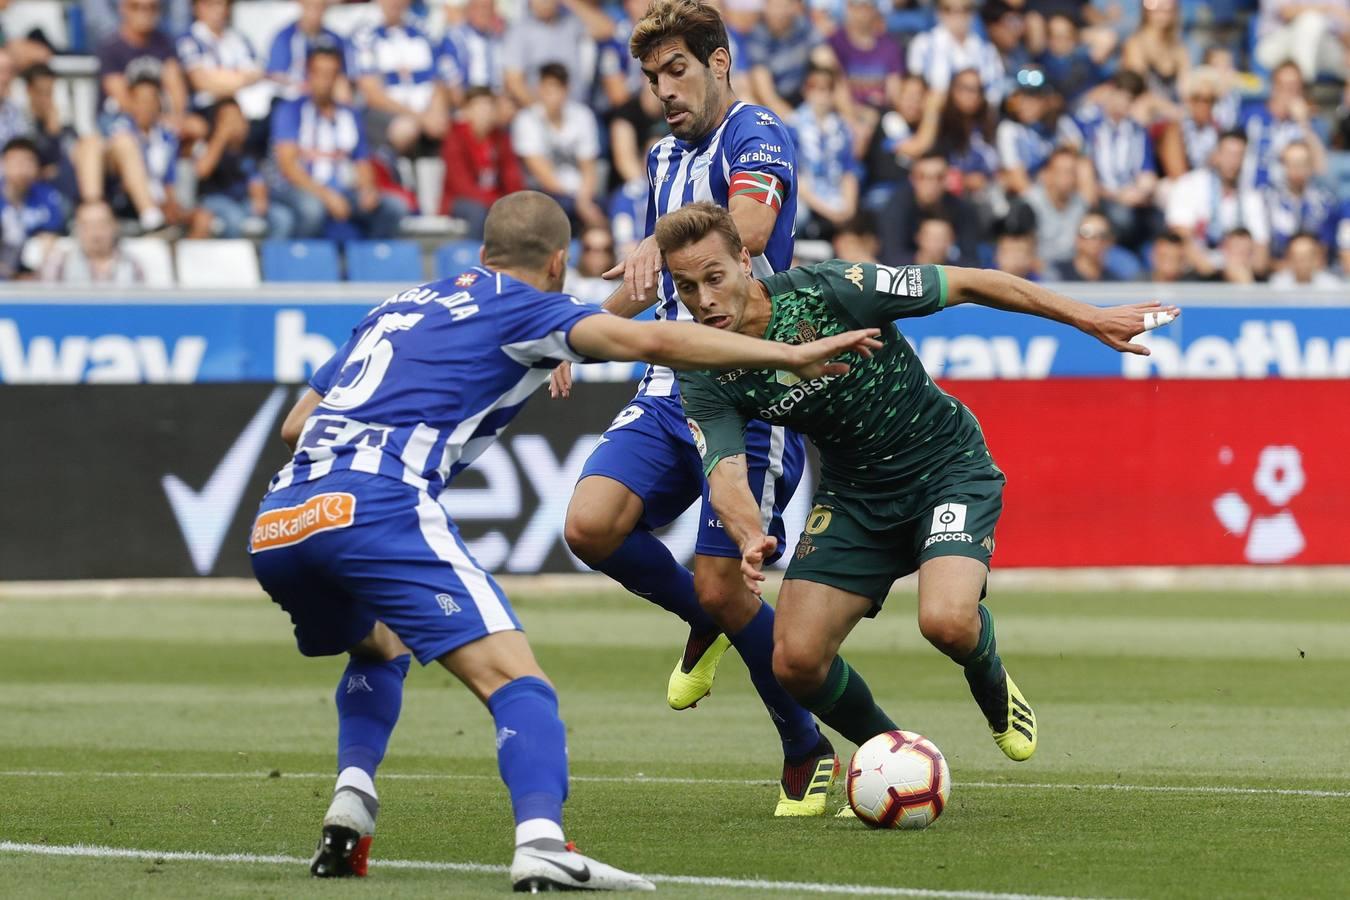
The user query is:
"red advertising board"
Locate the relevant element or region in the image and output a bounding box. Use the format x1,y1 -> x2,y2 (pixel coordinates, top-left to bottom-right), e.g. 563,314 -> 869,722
953,379 -> 1350,566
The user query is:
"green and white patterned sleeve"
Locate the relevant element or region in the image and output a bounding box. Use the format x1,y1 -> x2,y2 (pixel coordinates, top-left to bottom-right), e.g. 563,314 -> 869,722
677,370 -> 750,477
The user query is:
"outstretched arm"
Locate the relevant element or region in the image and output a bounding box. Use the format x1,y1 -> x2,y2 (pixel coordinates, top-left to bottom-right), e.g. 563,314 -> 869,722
706,456 -> 777,595
943,267 -> 1180,356
568,315 -> 881,376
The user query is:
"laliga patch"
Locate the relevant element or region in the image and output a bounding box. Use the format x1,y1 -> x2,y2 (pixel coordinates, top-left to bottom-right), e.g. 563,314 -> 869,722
686,418 -> 708,457
250,492 -> 356,552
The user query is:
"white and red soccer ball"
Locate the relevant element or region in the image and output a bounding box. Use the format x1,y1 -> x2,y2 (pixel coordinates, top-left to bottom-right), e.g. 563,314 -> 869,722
846,730 -> 951,829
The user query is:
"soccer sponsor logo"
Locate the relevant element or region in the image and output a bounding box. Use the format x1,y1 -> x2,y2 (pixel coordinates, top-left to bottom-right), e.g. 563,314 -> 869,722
875,265 -> 923,297
844,264 -> 864,290
762,374 -> 837,417
923,531 -> 974,550
435,593 -> 462,616
249,492 -> 356,552
930,502 -> 967,535
686,418 -> 708,457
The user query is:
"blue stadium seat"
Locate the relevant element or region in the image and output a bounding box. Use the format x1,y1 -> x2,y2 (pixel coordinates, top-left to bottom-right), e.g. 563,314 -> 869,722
435,239 -> 483,278
260,240 -> 341,282
345,240 -> 423,282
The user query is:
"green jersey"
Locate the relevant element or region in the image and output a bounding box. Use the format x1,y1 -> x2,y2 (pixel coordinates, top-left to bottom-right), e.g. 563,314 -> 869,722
678,260 -> 1000,516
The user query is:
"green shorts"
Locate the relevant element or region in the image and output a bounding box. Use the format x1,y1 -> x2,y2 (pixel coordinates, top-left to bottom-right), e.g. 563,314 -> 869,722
783,474 -> 1004,615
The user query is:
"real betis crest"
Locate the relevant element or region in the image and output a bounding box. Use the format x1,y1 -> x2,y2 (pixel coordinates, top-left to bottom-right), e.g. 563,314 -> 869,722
795,321 -> 817,343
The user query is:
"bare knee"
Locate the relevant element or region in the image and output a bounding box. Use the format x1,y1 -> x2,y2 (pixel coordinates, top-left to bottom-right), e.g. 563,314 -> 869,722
387,116 -> 419,155
917,602 -> 979,655
563,506 -> 626,566
692,562 -> 759,631
772,640 -> 831,699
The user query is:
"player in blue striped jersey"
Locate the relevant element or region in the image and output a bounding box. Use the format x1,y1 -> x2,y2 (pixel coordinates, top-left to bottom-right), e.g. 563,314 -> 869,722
551,0 -> 857,817
248,191 -> 879,890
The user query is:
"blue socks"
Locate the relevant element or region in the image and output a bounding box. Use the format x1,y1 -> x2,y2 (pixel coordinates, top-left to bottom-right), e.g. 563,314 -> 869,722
487,676 -> 569,844
594,530 -> 718,634
335,654 -> 410,783
729,601 -> 822,761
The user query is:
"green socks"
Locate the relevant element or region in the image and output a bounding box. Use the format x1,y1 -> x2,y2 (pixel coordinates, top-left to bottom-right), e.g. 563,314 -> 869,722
800,656 -> 898,746
960,604 -> 1005,688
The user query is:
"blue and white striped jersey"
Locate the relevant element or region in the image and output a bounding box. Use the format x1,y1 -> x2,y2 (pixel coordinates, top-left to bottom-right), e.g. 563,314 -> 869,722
639,101 -> 798,397
1065,107 -> 1155,192
443,23 -> 503,92
271,268 -> 601,498
266,22 -> 347,101
350,19 -> 449,112
176,22 -> 260,112
269,97 -> 368,191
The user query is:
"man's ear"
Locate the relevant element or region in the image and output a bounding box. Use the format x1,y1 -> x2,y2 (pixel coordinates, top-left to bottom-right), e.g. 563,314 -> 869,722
709,46 -> 731,83
479,245 -> 488,266
741,245 -> 753,276
551,247 -> 568,278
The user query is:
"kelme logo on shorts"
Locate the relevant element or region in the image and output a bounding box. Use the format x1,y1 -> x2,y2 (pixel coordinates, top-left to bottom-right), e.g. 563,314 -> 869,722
250,492 -> 356,552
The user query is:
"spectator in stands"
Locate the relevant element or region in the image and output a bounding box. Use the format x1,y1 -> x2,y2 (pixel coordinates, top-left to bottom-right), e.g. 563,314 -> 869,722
596,0 -> 649,115
1190,226 -> 1263,283
933,67 -> 999,195
1068,70 -> 1158,248
607,78 -> 666,189
1157,67 -> 1225,180
39,200 -> 147,285
96,0 -> 192,133
438,86 -> 524,238
831,211 -> 881,262
912,216 -> 957,265
1054,210 -> 1118,282
74,69 -> 206,235
0,137 -> 65,276
982,1 -> 1032,76
267,0 -> 348,103
445,0 -> 506,94
510,63 -> 606,230
351,0 -> 450,156
996,66 -> 1062,196
177,0 -> 267,178
271,45 -> 407,239
864,73 -> 939,188
1023,145 -> 1089,269
1199,46 -> 1242,130
879,152 -> 978,265
1241,61 -> 1329,190
825,0 -> 903,112
793,64 -> 861,239
719,0 -> 759,100
907,0 -> 1004,102
996,229 -> 1043,280
1148,232 -> 1189,282
23,64 -> 79,205
748,0 -> 823,119
0,50 -> 30,149
501,0 -> 613,108
0,0 -> 54,71
565,224 -> 617,303
1036,11 -> 1111,105
1254,0 -> 1350,85
1167,129 -> 1271,272
1120,0 -> 1187,106
1272,231 -> 1346,288
84,0 -> 191,51
199,151 -> 286,238
1266,140 -> 1340,259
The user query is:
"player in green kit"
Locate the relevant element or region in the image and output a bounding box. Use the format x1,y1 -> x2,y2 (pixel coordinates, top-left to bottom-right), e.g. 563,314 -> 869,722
657,202 -> 1180,767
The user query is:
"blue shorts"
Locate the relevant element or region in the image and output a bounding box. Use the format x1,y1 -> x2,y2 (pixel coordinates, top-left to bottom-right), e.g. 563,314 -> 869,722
577,393 -> 806,562
248,472 -> 522,664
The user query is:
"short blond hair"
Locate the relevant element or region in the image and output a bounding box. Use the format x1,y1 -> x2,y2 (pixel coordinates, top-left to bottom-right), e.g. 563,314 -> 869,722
654,201 -> 743,259
630,0 -> 730,78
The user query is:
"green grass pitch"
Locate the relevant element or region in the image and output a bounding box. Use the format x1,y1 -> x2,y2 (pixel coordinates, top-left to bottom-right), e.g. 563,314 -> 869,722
2,587 -> 1349,898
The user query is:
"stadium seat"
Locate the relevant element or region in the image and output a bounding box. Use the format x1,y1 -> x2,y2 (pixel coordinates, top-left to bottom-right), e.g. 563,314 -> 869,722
1,0 -> 69,51
414,156 -> 445,216
120,237 -> 175,287
435,240 -> 482,278
231,2 -> 299,64
324,2 -> 380,36
260,239 -> 341,282
1328,152 -> 1350,198
345,240 -> 423,282
175,239 -> 261,288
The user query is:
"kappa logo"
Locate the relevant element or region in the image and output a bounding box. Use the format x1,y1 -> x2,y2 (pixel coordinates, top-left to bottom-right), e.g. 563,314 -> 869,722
844,264 -> 864,290
454,272 -> 479,287
250,492 -> 357,552
496,726 -> 518,749
435,593 -> 462,616
930,502 -> 967,535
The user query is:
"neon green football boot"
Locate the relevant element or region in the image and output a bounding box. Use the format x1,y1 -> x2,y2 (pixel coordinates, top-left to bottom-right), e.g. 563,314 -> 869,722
667,632 -> 732,710
988,671 -> 1037,761
774,736 -> 838,817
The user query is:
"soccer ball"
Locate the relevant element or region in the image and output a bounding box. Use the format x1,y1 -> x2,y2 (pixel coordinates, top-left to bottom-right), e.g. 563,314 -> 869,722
846,730 -> 951,829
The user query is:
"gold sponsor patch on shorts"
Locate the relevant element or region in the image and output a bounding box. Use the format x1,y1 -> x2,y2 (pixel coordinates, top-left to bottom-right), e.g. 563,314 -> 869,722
250,492 -> 356,552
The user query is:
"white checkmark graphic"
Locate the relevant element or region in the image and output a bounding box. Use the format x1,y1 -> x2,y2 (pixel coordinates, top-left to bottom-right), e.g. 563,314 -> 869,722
162,387 -> 289,575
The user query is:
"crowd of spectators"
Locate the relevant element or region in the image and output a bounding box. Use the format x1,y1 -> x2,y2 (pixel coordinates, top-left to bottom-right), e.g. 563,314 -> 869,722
0,0 -> 1345,288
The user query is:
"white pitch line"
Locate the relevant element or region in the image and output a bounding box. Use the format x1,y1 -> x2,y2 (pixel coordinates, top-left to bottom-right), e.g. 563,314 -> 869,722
0,841 -> 1112,900
1,770 -> 1348,799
